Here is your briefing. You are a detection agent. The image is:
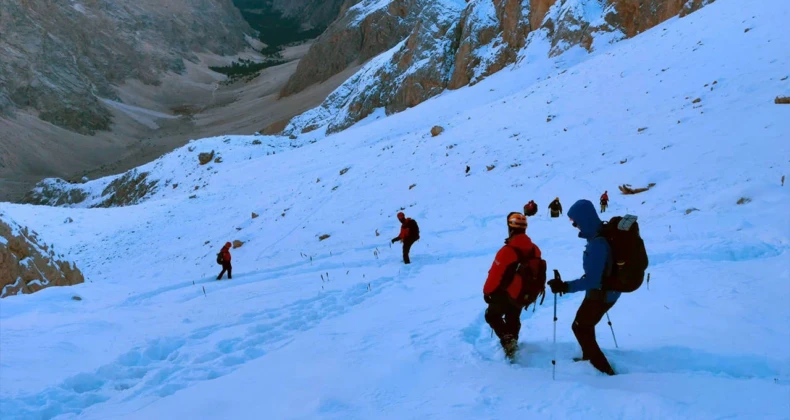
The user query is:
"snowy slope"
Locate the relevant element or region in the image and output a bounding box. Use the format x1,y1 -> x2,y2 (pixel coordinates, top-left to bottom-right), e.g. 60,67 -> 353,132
1,0 -> 789,418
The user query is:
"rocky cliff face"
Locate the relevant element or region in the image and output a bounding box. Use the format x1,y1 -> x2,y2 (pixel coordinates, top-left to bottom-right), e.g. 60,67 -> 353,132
0,0 -> 252,134
1,212 -> 84,298
281,0 -> 714,136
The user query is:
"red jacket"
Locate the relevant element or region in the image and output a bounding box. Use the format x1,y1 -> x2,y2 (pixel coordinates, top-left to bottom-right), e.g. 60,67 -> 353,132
398,218 -> 419,242
600,192 -> 609,202
221,243 -> 232,262
483,234 -> 542,302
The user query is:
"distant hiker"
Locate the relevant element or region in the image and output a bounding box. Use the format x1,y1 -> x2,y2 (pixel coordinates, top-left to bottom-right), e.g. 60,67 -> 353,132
216,242 -> 232,280
548,197 -> 563,218
391,212 -> 419,264
547,200 -> 648,375
483,212 -> 547,360
523,200 -> 538,217
600,191 -> 609,213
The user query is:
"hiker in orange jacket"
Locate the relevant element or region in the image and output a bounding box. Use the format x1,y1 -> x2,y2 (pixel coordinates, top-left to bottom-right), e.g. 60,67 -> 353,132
483,212 -> 546,359
217,242 -> 232,280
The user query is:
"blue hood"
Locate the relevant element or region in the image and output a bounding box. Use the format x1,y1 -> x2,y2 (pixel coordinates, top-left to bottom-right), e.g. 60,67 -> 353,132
568,199 -> 602,239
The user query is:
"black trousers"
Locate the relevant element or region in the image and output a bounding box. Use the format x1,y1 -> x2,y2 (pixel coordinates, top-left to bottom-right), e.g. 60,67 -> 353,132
485,296 -> 522,343
572,297 -> 615,372
550,210 -> 561,218
402,239 -> 415,264
218,262 -> 232,279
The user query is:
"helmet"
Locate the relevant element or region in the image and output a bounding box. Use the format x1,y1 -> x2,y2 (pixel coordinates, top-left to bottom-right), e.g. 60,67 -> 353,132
507,212 -> 527,229
397,212 -> 405,220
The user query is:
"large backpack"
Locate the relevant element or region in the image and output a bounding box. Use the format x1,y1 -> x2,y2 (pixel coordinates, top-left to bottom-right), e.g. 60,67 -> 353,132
216,251 -> 225,265
598,215 -> 648,292
500,246 -> 547,306
409,219 -> 420,240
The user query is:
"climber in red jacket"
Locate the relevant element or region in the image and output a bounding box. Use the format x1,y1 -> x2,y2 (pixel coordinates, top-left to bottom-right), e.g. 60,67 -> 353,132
392,212 -> 420,264
217,242 -> 232,280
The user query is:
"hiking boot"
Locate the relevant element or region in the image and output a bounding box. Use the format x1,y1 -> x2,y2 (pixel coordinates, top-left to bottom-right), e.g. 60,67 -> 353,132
501,335 -> 518,359
590,357 -> 616,376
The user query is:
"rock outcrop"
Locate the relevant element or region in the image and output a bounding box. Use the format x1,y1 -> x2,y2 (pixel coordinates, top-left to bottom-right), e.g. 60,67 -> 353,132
0,0 -> 252,134
282,0 -> 715,136
1,213 -> 84,298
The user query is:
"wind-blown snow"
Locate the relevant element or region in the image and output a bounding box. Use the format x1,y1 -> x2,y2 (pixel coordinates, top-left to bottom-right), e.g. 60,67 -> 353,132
1,0 -> 789,418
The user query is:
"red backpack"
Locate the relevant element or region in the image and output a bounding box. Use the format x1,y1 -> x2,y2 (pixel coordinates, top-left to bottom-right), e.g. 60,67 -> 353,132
499,246 -> 547,306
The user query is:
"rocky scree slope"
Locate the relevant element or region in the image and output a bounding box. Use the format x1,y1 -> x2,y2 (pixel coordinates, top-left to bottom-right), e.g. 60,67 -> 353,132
0,0 -> 252,134
0,212 -> 84,298
280,0 -> 714,135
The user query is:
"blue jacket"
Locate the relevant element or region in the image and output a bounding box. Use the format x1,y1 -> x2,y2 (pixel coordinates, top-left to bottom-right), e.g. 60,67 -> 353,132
565,199 -> 620,303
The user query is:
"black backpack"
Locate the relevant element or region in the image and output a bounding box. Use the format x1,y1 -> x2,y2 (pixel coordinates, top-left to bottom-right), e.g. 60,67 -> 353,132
409,219 -> 420,240
500,246 -> 547,306
598,215 -> 648,292
216,251 -> 224,265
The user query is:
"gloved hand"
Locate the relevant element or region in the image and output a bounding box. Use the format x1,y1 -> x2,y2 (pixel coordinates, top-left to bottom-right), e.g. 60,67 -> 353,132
548,279 -> 568,295
391,237 -> 398,244
484,294 -> 493,304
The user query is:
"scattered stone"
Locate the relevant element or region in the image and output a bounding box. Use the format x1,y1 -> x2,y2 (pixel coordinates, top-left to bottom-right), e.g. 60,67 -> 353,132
198,151 -> 214,165
430,126 -> 445,137
189,195 -> 197,199
252,212 -> 259,219
214,157 -> 223,163
685,208 -> 700,215
236,227 -> 242,231
486,165 -> 496,171
340,167 -> 350,176
318,234 -> 331,241
173,183 -> 178,189
619,183 -> 656,195
72,295 -> 82,301
409,184 -> 416,190
638,127 -> 648,132
736,197 -> 752,205
252,139 -> 262,145
64,217 -> 73,224
775,96 -> 790,104
692,98 -> 702,104
232,240 -> 244,249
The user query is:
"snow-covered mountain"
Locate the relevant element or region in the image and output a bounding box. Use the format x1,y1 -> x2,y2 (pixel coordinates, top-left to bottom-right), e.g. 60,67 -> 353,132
1,0 -> 789,418
279,0 -> 715,136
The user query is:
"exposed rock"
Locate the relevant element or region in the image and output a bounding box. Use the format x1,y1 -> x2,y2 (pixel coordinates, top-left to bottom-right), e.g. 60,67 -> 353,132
232,240 -> 244,249
72,295 -> 83,301
0,0 -> 252,134
619,183 -> 656,195
736,197 -> 751,205
22,179 -> 88,207
252,212 -> 260,219
281,0 -> 414,97
283,0 -> 716,136
318,234 -> 331,241
685,208 -> 700,215
431,126 -> 445,137
1,212 -> 85,298
775,96 -> 790,104
199,151 -> 215,165
692,98 -> 702,103
95,171 -> 158,208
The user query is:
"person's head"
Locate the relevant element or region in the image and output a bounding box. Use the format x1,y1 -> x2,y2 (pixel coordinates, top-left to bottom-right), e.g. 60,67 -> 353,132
224,241 -> 232,249
555,197 -> 560,201
397,212 -> 405,222
507,212 -> 527,237
567,199 -> 601,239
604,191 -> 607,194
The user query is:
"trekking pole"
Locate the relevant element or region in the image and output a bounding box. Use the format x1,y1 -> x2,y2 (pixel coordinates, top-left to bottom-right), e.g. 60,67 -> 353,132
552,269 -> 560,380
552,292 -> 557,380
606,312 -> 619,348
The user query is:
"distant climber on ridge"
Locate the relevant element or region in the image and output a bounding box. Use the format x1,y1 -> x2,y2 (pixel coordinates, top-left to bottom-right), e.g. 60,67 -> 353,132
216,242 -> 232,280
549,197 -> 563,218
600,191 -> 609,213
523,200 -> 538,217
483,212 -> 547,360
392,212 -> 419,264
